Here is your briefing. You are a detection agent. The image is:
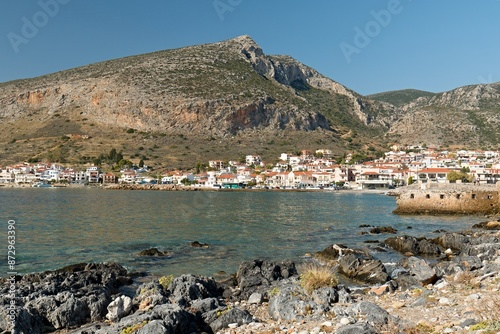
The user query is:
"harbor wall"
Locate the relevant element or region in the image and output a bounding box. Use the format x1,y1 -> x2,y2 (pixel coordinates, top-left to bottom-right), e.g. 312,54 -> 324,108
393,183 -> 500,214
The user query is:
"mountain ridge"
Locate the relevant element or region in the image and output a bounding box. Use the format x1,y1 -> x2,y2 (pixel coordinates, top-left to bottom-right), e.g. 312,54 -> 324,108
0,35 -> 499,167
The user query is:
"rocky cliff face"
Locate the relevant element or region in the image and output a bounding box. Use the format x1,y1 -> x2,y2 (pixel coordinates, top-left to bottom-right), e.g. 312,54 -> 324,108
383,83 -> 500,148
1,35 -> 497,166
1,35 -> 386,138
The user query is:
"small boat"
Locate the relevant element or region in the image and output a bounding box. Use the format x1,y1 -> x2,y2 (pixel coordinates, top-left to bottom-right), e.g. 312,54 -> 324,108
31,182 -> 53,188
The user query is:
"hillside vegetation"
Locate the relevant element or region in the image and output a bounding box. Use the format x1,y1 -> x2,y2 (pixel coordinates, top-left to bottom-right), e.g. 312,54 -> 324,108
1,36 -> 499,168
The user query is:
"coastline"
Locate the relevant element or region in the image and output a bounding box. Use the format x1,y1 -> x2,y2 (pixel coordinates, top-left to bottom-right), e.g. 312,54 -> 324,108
0,182 -> 389,195
2,225 -> 499,333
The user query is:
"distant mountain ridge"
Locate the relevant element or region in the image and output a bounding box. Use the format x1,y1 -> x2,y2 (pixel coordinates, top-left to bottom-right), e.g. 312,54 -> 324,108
368,89 -> 436,107
0,35 -> 498,167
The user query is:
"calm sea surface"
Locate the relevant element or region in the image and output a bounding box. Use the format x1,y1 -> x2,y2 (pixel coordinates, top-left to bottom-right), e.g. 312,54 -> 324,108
0,188 -> 485,277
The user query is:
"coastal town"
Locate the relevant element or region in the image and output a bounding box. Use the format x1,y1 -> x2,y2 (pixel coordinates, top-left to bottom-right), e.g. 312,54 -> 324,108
1,145 -> 500,189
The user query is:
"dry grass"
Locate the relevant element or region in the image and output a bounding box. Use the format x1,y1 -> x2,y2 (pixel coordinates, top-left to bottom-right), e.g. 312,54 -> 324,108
448,270 -> 480,290
298,262 -> 338,294
474,292 -> 500,331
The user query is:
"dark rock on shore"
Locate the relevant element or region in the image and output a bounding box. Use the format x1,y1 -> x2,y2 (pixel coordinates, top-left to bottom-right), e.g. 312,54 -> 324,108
209,308 -> 253,332
400,256 -> 438,286
2,228 -> 499,333
433,232 -> 469,251
168,274 -> 219,305
315,244 -> 388,285
384,235 -> 441,256
338,252 -> 389,285
472,220 -> 500,230
268,282 -> 348,321
236,259 -> 297,299
0,262 -> 131,333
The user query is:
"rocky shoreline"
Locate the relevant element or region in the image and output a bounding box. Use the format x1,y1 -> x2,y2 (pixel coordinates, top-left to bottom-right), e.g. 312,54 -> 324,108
1,223 -> 500,334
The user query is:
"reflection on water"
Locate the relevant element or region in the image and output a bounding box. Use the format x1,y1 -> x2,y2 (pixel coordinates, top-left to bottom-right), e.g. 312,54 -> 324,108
0,188 -> 483,277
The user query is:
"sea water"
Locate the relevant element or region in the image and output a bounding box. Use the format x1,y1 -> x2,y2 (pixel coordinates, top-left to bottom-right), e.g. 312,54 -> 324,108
0,188 -> 484,277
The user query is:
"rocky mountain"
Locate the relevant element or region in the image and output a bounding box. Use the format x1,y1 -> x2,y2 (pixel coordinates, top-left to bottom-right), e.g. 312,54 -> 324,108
0,35 -> 498,167
0,35 -> 391,167
384,83 -> 500,148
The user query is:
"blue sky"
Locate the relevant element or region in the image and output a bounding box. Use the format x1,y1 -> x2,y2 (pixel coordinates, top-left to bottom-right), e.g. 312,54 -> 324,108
0,0 -> 499,95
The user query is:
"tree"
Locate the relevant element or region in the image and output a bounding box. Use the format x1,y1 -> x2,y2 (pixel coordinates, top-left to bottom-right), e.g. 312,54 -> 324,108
108,148 -> 117,162
447,171 -> 473,183
139,159 -> 144,168
115,152 -> 124,163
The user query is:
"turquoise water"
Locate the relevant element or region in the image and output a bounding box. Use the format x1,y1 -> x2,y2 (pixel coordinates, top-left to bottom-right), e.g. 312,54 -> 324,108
0,188 -> 484,277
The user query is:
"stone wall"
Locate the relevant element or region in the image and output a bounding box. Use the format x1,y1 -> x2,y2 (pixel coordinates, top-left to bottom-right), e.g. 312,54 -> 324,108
393,183 -> 500,214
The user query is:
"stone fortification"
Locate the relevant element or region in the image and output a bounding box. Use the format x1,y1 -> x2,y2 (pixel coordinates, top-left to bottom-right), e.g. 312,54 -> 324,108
394,183 -> 500,214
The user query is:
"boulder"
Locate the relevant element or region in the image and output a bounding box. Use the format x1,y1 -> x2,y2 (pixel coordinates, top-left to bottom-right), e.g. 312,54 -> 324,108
236,259 -> 297,298
349,301 -> 390,327
338,253 -> 388,284
384,235 -> 419,255
472,220 -> 500,230
106,295 -> 132,322
336,322 -> 377,334
84,289 -> 112,322
190,241 -> 209,248
49,296 -> 90,329
369,226 -> 397,234
311,287 -> 338,305
390,269 -> 421,290
315,244 -> 350,261
190,297 -> 221,314
268,284 -> 329,321
14,308 -> 46,334
138,248 -> 168,256
247,292 -> 264,305
400,257 -> 438,286
136,320 -> 171,334
168,274 -> 219,305
209,308 -> 253,332
433,233 -> 469,251
153,304 -> 197,334
417,238 -> 442,255
133,281 -> 168,310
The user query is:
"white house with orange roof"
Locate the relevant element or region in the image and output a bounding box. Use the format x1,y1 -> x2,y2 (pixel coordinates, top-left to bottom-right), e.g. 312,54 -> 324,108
417,168 -> 452,184
288,171 -> 315,188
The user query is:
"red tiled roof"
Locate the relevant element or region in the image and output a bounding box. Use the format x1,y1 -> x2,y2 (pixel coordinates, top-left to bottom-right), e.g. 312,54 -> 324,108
418,168 -> 451,173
